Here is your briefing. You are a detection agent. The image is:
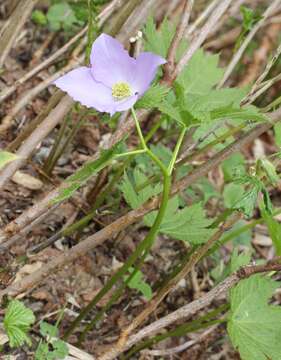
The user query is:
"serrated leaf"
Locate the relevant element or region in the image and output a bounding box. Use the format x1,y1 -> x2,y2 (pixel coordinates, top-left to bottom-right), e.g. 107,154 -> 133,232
176,49 -> 223,94
233,186 -> 259,218
136,84 -> 169,109
125,268 -> 152,300
51,339 -> 69,359
222,154 -> 246,181
40,322 -> 58,339
120,168 -> 161,209
47,3 -> 80,31
54,143 -> 122,203
145,197 -> 214,244
228,275 -> 281,360
4,300 -> 35,348
158,100 -> 184,125
0,151 -> 18,169
211,104 -> 266,122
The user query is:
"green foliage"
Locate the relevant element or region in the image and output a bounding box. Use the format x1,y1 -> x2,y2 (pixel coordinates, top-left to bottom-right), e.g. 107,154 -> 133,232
222,153 -> 246,181
231,173 -> 273,217
47,3 -> 81,31
230,248 -> 251,272
135,84 -> 169,110
125,268 -> 152,300
274,122 -> 281,147
3,300 -> 35,348
223,183 -> 244,209
35,321 -> 68,360
157,46 -> 265,127
120,168 -> 161,209
55,143 -> 122,203
32,1 -> 89,32
177,49 -> 223,94
32,10 -> 48,26
259,158 -> 279,184
144,197 -> 214,245
228,275 -> 281,360
261,208 -> 281,255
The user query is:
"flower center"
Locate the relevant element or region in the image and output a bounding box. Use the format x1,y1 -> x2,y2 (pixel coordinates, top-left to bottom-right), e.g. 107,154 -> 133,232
112,82 -> 132,101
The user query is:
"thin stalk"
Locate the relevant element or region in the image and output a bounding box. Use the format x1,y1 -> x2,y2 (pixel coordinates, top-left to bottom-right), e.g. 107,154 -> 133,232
168,126 -> 186,175
43,114 -> 70,175
63,110 -> 171,340
262,95 -> 281,112
64,109 -> 187,341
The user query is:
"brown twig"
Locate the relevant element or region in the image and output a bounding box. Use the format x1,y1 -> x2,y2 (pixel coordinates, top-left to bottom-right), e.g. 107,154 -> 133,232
0,0 -> 38,68
163,0 -> 194,81
172,0 -> 233,82
0,27 -> 87,104
218,0 -> 281,88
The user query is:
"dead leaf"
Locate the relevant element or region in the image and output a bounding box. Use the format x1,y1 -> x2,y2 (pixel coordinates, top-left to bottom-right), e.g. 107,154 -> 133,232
13,261 -> 43,283
12,171 -> 43,190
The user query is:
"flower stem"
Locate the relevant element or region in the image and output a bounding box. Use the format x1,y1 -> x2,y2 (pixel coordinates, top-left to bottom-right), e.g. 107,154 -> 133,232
168,125 -> 186,175
64,110 -> 184,341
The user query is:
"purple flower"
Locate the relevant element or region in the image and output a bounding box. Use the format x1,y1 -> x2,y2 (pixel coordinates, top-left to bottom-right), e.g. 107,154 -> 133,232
54,33 -> 166,116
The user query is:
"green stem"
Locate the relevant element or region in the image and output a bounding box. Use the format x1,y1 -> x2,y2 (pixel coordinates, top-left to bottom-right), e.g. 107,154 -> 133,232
168,126 -> 186,175
63,110 -> 171,340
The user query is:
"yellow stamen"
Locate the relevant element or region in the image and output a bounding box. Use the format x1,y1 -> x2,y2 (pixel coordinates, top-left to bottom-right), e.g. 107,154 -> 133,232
112,82 -> 132,101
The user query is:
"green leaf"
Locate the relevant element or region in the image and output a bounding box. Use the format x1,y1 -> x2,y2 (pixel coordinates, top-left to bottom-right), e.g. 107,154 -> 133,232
35,341 -> 49,360
51,339 -> 69,359
261,209 -> 281,255
47,3 -> 80,31
228,275 -> 281,360
223,183 -> 245,209
0,151 -> 18,169
125,268 -> 152,300
136,84 -> 169,109
4,300 -> 35,348
241,5 -> 262,31
32,10 -> 48,26
233,186 -> 259,218
54,143 -> 122,203
230,248 -> 251,273
274,122 -> 281,147
120,169 -> 161,209
260,159 -> 279,184
222,153 -> 246,181
40,321 -> 58,339
176,49 -> 223,94
211,104 -> 266,122
145,197 -> 214,244
158,100 -> 184,125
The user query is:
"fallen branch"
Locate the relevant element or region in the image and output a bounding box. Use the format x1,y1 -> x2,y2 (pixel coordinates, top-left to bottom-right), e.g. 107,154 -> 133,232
0,0 -> 38,68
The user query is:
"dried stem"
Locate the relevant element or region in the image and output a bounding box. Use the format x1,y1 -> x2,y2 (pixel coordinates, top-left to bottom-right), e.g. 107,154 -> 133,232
0,0 -> 38,68
0,27 -> 87,104
163,0 -> 194,80
172,0 -> 233,81
218,0 -> 281,88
